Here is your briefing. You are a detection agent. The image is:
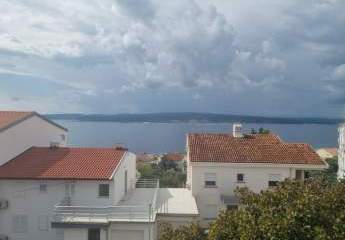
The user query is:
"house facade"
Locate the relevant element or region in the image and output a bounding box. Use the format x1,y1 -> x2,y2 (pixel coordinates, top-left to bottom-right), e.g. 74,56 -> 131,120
338,124 -> 345,179
0,111 -> 67,166
186,125 -> 328,223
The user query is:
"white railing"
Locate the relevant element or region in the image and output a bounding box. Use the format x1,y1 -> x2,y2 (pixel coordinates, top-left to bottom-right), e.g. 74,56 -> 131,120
54,179 -> 159,223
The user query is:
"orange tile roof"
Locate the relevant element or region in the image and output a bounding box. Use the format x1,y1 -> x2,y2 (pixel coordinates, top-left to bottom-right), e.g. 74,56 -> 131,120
163,153 -> 185,161
323,148 -> 338,156
0,111 -> 34,131
0,147 -> 126,180
188,133 -> 325,165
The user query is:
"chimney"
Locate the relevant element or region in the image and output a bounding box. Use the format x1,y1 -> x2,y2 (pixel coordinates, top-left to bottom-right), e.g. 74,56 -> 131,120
50,141 -> 60,150
233,123 -> 243,138
113,143 -> 128,151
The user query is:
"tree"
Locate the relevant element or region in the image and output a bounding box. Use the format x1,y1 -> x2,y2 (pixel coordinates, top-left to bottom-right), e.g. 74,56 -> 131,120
159,223 -> 206,240
208,178 -> 345,240
311,157 -> 338,183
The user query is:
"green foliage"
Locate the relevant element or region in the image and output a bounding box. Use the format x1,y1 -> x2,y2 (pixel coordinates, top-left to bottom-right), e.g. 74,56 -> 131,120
159,223 -> 206,240
311,157 -> 338,183
209,178 -> 345,240
137,160 -> 186,187
251,127 -> 270,134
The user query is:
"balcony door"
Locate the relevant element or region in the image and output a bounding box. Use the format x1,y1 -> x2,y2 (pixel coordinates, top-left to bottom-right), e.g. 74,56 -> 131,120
125,170 -> 128,195
88,228 -> 100,240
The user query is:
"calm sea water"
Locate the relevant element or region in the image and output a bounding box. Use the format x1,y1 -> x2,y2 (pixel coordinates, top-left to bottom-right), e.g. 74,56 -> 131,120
56,121 -> 339,153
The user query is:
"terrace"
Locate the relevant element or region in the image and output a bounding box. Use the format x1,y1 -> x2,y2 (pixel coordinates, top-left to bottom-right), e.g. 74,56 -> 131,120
52,179 -> 159,224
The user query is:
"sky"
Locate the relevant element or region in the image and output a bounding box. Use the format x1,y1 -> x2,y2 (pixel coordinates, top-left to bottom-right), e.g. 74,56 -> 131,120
0,0 -> 345,117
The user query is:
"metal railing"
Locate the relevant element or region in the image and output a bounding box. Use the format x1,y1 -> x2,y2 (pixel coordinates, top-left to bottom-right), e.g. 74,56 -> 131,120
53,179 -> 159,223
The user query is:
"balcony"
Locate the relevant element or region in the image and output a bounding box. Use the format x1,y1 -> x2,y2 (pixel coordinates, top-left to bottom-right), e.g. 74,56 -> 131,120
53,179 -> 159,224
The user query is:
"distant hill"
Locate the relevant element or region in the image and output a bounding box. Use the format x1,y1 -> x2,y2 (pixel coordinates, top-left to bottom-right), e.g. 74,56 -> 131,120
46,112 -> 343,125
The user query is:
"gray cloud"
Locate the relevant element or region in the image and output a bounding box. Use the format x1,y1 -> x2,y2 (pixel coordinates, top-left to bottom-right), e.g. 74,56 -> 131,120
0,0 -> 345,116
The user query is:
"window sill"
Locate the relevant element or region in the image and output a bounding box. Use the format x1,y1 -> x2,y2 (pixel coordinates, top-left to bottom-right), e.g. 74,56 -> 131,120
204,186 -> 218,189
236,181 -> 246,184
98,196 -> 110,198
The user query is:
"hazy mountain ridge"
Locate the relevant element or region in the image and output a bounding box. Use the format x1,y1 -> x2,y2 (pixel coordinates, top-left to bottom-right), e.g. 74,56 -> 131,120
46,113 -> 343,125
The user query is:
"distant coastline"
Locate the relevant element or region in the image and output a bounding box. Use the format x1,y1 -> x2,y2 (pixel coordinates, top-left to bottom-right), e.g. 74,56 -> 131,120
46,113 -> 343,125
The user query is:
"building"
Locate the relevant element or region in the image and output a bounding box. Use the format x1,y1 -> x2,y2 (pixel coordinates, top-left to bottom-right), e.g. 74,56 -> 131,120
0,146 -> 198,240
338,124 -> 345,179
0,111 -> 68,166
161,153 -> 186,172
186,124 -> 328,223
317,148 -> 338,160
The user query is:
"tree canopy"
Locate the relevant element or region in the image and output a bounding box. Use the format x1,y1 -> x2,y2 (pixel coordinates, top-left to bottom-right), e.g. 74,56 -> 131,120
160,178 -> 345,240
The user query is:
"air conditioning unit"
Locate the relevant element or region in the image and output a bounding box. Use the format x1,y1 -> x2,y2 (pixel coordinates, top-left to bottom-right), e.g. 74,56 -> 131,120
0,234 -> 9,240
0,200 -> 9,209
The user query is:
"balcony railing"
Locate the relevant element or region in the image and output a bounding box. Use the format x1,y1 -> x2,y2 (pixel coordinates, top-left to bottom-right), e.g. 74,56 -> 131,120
53,179 -> 159,223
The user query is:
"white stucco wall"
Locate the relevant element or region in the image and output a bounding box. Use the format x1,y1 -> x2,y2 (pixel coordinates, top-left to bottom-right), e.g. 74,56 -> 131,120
338,124 -> 345,179
0,179 -> 114,240
188,162 -> 297,221
0,115 -> 67,166
64,228 -> 107,240
112,152 -> 136,205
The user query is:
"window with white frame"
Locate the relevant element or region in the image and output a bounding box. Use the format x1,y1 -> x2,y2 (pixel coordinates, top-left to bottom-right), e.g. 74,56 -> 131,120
204,173 -> 217,188
205,204 -> 218,220
39,183 -> 47,193
12,215 -> 28,233
268,174 -> 281,187
38,215 -> 49,231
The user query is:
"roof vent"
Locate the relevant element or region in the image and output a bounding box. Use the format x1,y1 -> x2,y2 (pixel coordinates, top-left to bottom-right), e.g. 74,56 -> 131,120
233,123 -> 243,138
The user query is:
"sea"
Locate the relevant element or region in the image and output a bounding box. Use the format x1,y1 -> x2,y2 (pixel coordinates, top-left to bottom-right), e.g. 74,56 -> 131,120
56,121 -> 339,153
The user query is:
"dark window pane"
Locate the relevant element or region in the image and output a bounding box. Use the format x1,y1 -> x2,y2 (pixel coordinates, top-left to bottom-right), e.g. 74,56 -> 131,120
237,174 -> 244,182
88,228 -> 100,240
98,184 -> 109,197
268,181 -> 279,187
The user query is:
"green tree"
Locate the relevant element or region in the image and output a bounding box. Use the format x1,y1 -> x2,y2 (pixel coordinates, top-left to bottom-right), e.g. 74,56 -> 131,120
159,223 -> 206,240
208,178 -> 345,240
311,157 -> 338,183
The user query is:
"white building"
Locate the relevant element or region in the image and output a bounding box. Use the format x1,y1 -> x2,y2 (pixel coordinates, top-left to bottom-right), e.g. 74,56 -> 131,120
338,124 -> 345,179
186,124 -> 328,223
0,111 -> 68,166
0,111 -> 198,240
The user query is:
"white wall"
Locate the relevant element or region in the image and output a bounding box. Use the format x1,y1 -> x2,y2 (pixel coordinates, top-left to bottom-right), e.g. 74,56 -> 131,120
338,125 -> 345,179
113,152 -> 137,205
0,115 -> 67,166
64,228 -> 107,240
189,163 -> 294,221
0,179 -> 113,240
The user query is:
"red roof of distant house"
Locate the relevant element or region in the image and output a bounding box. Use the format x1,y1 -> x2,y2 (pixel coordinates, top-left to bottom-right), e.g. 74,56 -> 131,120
188,133 -> 325,166
163,153 -> 185,161
323,148 -> 338,156
0,111 -> 34,130
0,147 -> 126,180
0,111 -> 67,132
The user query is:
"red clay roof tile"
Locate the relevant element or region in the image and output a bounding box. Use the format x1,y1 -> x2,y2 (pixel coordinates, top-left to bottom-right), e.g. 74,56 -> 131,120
0,147 -> 126,180
188,133 -> 325,165
0,111 -> 34,130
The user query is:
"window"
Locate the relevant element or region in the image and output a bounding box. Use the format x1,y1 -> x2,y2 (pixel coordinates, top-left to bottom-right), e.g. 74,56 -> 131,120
205,204 -> 218,220
12,215 -> 28,233
88,228 -> 100,240
98,184 -> 110,198
268,174 -> 281,187
61,134 -> 66,141
38,216 -> 49,231
237,173 -> 245,183
227,205 -> 238,211
39,184 -> 47,193
204,173 -> 217,188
